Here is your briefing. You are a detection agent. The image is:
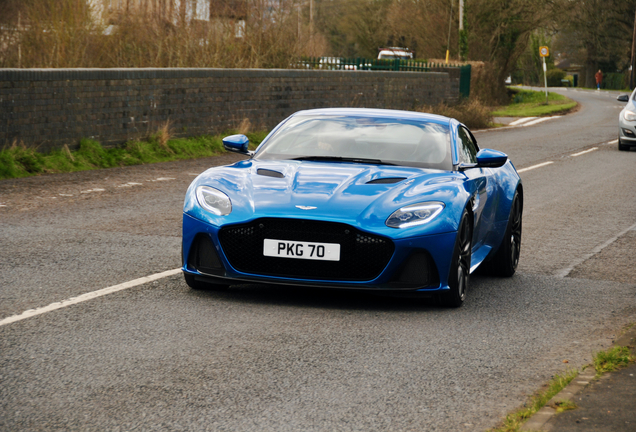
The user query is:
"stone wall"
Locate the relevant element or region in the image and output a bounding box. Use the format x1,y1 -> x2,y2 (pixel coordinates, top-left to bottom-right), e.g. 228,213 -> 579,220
0,68 -> 458,152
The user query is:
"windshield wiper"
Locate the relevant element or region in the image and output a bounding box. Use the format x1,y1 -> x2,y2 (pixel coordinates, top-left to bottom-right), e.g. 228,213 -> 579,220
293,156 -> 395,165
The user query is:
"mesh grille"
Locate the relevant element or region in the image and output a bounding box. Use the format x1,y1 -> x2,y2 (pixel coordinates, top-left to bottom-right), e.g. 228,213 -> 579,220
218,218 -> 395,281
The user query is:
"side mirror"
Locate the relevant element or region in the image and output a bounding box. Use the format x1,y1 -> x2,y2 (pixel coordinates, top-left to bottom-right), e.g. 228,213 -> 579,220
222,134 -> 250,154
617,94 -> 630,102
476,149 -> 508,168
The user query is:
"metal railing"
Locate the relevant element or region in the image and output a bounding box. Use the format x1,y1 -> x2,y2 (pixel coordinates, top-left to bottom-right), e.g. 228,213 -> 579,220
293,56 -> 472,98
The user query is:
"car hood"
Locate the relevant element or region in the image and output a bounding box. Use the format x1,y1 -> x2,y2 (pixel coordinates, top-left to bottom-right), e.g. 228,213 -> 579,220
185,160 -> 469,236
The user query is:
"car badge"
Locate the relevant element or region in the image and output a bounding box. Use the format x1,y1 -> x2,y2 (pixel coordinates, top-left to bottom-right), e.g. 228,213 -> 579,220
296,205 -> 317,210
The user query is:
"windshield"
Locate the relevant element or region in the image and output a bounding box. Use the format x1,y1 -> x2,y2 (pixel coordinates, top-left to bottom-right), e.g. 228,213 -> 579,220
255,115 -> 452,170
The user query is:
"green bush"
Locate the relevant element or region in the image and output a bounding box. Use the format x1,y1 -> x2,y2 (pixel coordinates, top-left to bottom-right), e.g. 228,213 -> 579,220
603,72 -> 629,90
546,68 -> 566,86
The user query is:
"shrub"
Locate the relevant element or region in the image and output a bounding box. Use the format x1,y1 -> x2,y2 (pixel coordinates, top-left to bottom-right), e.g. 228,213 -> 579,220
546,68 -> 566,86
419,98 -> 493,129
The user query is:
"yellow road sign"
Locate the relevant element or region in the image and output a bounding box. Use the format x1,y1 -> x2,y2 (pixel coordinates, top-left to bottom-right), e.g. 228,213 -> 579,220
540,46 -> 549,57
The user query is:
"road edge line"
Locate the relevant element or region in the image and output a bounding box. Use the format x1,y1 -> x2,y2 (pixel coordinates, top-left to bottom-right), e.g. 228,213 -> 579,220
555,222 -> 636,278
0,268 -> 182,327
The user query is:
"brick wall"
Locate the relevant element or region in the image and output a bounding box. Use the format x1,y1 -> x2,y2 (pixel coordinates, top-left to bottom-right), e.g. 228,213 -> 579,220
0,68 -> 457,152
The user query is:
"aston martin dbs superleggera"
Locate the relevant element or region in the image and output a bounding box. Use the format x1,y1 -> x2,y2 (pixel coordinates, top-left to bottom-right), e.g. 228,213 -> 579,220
182,108 -> 522,307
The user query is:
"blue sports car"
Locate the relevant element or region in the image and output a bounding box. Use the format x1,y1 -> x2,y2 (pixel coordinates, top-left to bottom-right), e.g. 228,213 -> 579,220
182,108 -> 522,307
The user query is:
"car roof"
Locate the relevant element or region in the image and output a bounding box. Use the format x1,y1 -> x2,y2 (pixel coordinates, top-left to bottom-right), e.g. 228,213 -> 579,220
291,108 -> 452,127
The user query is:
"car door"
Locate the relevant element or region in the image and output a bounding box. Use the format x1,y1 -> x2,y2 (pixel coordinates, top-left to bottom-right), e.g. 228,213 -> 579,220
456,126 -> 492,250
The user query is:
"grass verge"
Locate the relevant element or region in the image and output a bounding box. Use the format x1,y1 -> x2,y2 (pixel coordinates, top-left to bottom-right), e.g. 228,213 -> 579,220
491,88 -> 578,117
492,325 -> 636,432
0,130 -> 268,181
593,346 -> 635,376
489,368 -> 579,432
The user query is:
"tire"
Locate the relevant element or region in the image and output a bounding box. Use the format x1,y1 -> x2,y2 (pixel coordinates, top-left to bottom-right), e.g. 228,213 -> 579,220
485,191 -> 522,277
184,273 -> 229,291
618,137 -> 629,151
438,208 -> 472,308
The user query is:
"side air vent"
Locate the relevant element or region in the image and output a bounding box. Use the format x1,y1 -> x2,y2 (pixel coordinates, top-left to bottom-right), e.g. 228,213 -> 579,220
391,250 -> 439,288
366,177 -> 406,184
257,169 -> 285,178
187,234 -> 225,275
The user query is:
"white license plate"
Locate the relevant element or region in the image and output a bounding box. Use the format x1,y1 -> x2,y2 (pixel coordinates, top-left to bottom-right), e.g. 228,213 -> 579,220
263,239 -> 341,261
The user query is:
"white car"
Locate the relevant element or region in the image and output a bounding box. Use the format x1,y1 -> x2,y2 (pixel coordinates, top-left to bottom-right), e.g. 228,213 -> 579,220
378,47 -> 413,60
618,90 -> 636,151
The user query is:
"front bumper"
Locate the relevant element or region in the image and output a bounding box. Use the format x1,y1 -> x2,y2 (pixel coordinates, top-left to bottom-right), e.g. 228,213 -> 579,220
182,213 -> 457,292
619,115 -> 636,145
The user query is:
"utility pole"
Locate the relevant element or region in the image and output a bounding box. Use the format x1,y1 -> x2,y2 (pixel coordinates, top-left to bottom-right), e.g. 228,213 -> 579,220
17,11 -> 22,68
445,0 -> 453,64
458,0 -> 465,61
310,0 -> 314,41
631,6 -> 636,90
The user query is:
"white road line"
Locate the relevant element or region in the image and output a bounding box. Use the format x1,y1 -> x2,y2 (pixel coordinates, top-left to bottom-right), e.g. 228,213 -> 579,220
509,117 -> 537,126
607,139 -> 618,145
0,268 -> 182,327
517,161 -> 554,173
571,147 -> 598,157
522,116 -> 561,127
556,222 -> 636,278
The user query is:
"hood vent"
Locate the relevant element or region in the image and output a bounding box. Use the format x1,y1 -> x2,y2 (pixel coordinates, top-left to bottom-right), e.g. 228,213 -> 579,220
257,168 -> 285,178
366,177 -> 406,185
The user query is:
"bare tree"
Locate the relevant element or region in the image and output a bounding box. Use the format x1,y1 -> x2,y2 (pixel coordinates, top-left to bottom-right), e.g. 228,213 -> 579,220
554,0 -> 636,88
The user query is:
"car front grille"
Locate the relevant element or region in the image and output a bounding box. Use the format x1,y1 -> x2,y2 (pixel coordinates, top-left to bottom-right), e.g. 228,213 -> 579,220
218,218 -> 395,281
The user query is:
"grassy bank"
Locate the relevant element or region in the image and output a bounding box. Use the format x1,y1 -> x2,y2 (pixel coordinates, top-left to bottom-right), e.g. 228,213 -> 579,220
421,88 -> 578,130
492,88 -> 578,117
0,130 -> 267,181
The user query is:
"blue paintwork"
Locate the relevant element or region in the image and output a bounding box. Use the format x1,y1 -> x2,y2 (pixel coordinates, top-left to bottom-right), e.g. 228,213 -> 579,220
476,149 -> 508,168
182,108 -> 521,293
222,134 -> 250,154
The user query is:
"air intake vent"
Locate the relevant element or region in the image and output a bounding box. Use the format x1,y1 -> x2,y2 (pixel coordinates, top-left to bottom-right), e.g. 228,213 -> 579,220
366,177 -> 406,184
187,234 -> 225,275
257,169 -> 284,178
391,251 -> 439,288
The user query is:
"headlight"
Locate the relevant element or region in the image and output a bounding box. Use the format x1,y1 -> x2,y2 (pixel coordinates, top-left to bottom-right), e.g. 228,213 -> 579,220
386,202 -> 445,228
624,110 -> 636,121
196,186 -> 232,216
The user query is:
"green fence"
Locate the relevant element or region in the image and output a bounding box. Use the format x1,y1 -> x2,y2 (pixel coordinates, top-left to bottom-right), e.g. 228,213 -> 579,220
459,64 -> 471,99
295,57 -> 471,98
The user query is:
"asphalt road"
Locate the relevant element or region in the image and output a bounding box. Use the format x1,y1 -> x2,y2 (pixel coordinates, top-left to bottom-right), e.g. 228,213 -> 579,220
1,88 -> 635,431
